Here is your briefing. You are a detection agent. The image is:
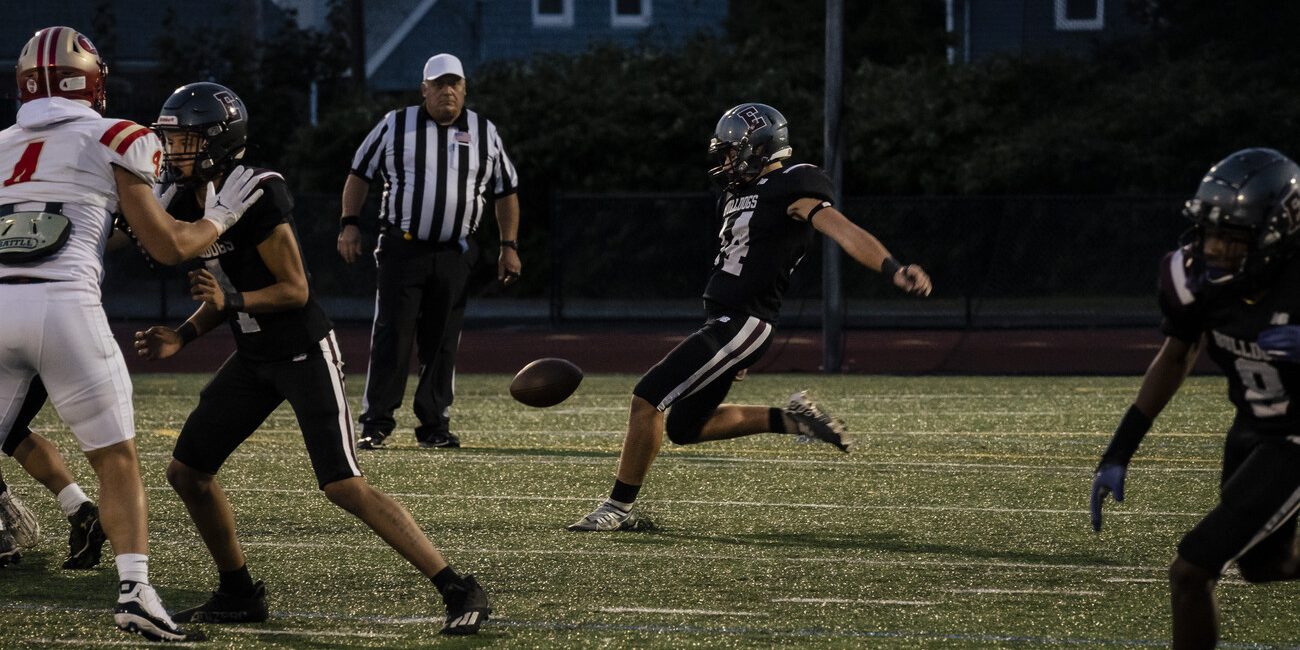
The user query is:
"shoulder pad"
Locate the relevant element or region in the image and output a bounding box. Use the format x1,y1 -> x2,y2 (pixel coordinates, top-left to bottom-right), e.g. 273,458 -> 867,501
1159,247 -> 1196,307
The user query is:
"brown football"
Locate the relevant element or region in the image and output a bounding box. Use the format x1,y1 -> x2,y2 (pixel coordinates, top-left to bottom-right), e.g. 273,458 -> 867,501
509,358 -> 583,407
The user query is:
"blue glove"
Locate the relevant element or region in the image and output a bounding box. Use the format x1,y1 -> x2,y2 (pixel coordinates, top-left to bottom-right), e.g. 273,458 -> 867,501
1090,462 -> 1127,532
1258,326 -> 1300,362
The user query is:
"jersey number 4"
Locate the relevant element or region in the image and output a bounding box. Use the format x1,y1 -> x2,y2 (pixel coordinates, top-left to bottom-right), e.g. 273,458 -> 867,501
717,210 -> 754,275
3,142 -> 44,187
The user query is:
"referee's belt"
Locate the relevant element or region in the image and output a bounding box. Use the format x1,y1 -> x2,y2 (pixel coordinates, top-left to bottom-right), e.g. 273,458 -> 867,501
382,224 -> 464,249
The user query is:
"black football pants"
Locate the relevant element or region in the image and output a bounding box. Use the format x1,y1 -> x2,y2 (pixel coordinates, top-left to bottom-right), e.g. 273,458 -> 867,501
359,233 -> 474,442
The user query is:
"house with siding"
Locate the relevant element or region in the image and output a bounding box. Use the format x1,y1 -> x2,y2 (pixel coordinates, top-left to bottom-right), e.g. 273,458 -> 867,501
947,0 -> 1144,63
362,0 -> 726,91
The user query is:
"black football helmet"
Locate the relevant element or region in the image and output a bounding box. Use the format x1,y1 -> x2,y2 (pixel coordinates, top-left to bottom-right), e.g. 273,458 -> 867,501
1182,148 -> 1300,286
152,82 -> 248,185
708,103 -> 792,189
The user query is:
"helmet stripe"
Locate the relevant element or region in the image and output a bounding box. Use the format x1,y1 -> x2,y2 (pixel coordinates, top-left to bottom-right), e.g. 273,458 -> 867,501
45,27 -> 61,69
34,29 -> 46,68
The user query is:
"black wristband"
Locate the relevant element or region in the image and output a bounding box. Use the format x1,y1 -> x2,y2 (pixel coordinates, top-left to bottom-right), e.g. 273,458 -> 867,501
880,256 -> 902,279
177,322 -> 199,347
500,240 -> 518,250
1100,404 -> 1154,466
225,292 -> 245,314
340,215 -> 360,229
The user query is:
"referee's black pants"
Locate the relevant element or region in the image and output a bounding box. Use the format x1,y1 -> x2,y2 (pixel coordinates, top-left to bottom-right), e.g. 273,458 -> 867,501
359,232 -> 475,442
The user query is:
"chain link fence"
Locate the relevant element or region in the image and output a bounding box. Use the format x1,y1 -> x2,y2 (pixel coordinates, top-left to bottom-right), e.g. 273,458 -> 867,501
102,192 -> 1186,329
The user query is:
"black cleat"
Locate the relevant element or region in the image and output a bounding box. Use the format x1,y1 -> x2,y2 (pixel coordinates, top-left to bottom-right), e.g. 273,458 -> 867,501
64,502 -> 106,570
0,527 -> 20,567
114,580 -> 204,642
784,390 -> 850,453
357,430 -> 389,450
419,432 -> 461,449
173,580 -> 269,623
440,574 -> 491,635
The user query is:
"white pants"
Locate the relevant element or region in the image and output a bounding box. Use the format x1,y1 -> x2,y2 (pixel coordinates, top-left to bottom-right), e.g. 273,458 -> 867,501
0,281 -> 134,451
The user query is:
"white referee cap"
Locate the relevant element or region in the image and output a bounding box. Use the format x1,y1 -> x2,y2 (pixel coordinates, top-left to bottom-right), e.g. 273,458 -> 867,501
423,54 -> 464,80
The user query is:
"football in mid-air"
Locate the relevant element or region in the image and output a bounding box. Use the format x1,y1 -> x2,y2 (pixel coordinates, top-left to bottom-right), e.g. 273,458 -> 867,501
509,358 -> 583,407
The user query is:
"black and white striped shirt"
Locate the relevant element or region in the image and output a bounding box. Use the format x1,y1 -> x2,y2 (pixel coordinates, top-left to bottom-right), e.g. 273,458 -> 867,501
350,106 -> 518,243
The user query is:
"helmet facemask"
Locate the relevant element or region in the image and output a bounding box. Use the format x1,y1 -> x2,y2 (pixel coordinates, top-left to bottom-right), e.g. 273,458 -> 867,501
708,135 -> 763,190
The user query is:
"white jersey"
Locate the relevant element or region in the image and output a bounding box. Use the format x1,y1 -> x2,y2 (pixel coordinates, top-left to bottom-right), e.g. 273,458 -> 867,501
0,97 -> 161,291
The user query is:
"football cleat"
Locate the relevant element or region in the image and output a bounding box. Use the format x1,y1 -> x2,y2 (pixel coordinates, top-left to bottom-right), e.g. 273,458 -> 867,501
114,581 -> 204,642
357,430 -> 388,450
440,574 -> 491,635
0,526 -> 20,567
0,489 -> 41,549
567,500 -> 638,532
173,580 -> 268,623
784,391 -> 850,452
419,432 -> 461,449
64,502 -> 106,570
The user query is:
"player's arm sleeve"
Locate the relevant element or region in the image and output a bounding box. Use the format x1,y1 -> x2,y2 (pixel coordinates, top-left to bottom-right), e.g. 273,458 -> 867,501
349,113 -> 391,182
785,165 -> 836,206
103,122 -> 162,185
1157,249 -> 1203,344
246,173 -> 294,245
487,122 -> 519,198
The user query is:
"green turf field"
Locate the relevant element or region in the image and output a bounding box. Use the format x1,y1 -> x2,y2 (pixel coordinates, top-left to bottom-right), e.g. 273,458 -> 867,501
0,373 -> 1296,648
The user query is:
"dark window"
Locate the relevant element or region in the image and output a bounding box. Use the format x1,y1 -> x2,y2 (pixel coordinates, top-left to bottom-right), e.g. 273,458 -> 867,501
538,0 -> 564,15
1065,0 -> 1098,20
615,0 -> 642,15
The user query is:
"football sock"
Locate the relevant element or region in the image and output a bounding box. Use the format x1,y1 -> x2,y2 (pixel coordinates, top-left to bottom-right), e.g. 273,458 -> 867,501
219,564 -> 256,596
116,553 -> 149,585
57,484 -> 90,517
609,480 -> 640,507
769,408 -> 789,433
431,566 -> 462,596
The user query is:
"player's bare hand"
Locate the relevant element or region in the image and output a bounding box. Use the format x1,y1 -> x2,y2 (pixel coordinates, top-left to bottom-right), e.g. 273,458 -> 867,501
499,246 -> 521,286
189,269 -> 227,310
338,224 -> 362,264
893,265 -> 932,297
134,326 -> 182,360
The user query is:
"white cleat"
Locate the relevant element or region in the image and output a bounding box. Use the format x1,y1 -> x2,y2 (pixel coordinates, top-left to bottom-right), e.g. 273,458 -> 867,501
0,489 -> 41,549
784,390 -> 850,452
567,500 -> 639,532
114,581 -> 204,642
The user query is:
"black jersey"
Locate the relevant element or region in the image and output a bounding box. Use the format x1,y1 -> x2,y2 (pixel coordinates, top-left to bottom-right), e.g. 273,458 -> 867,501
166,170 -> 332,361
1159,247 -> 1300,433
702,163 -> 835,322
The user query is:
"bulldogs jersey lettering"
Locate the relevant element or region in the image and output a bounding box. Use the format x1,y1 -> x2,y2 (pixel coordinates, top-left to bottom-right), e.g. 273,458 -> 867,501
702,164 -> 834,322
1158,249 -> 1300,429
0,98 -> 161,290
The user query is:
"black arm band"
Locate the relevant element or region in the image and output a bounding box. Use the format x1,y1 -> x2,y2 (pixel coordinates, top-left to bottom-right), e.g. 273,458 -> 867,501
1100,405 -> 1154,466
340,215 -> 360,229
177,322 -> 199,347
806,201 -> 832,223
225,292 -> 245,314
880,256 -> 902,279
499,240 -> 518,250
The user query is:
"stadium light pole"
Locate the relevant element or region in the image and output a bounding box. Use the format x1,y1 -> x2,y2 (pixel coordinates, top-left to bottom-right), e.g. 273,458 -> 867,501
822,0 -> 845,373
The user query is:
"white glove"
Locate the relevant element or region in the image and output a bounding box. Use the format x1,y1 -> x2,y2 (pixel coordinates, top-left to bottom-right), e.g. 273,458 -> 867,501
202,165 -> 264,236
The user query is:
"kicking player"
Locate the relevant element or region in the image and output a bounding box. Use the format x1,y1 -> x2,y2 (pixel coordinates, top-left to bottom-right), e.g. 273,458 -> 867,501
569,103 -> 932,531
1091,148 -> 1300,649
134,82 -> 491,635
0,377 -> 106,569
0,26 -> 261,642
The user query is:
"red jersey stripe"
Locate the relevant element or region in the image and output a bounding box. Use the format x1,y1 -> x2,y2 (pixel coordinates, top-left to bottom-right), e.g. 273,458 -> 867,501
99,120 -> 135,146
114,126 -> 151,155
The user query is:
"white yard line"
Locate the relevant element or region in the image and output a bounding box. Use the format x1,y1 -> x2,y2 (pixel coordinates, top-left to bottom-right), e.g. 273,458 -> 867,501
953,588 -> 1105,596
772,597 -> 940,606
598,607 -> 764,616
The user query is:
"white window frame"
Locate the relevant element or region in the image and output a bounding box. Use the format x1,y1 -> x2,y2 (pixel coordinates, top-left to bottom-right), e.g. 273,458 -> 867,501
533,0 -> 574,28
1054,0 -> 1104,31
611,0 -> 652,28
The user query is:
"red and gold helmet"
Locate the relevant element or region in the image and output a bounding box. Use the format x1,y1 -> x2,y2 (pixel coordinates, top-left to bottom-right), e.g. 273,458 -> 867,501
16,27 -> 108,113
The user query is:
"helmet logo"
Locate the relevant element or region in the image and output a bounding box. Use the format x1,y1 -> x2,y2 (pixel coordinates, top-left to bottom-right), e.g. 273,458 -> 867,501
155,115 -> 177,126
58,76 -> 86,91
213,91 -> 244,123
1281,186 -> 1300,235
737,105 -> 768,131
76,35 -> 97,55
25,79 -> 37,94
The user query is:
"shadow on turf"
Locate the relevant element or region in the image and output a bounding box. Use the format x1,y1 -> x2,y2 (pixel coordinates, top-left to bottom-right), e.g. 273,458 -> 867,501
0,551 -> 208,607
615,529 -> 1115,565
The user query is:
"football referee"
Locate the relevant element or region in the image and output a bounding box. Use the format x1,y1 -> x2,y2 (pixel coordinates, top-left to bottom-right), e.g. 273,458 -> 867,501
338,53 -> 521,450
